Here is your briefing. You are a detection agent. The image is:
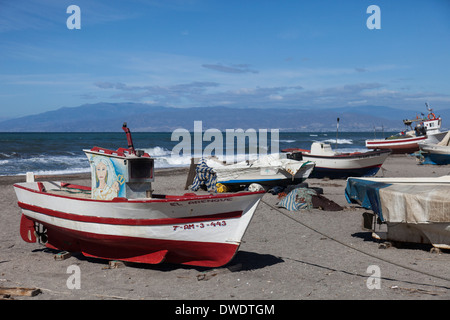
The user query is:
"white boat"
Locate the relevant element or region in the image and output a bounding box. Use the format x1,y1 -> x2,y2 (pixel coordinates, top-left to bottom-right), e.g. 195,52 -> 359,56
418,130 -> 450,165
13,124 -> 265,267
282,142 -> 391,179
345,175 -> 450,250
203,154 -> 315,187
365,103 -> 447,154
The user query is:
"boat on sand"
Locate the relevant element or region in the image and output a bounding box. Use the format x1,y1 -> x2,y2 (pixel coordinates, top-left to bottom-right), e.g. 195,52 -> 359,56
202,154 -> 315,187
13,124 -> 265,267
283,142 -> 390,179
418,131 -> 450,165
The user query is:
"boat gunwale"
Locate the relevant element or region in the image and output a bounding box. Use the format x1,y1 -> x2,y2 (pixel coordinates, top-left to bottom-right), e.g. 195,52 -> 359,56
13,182 -> 265,204
311,163 -> 383,170
301,149 -> 391,160
18,201 -> 244,226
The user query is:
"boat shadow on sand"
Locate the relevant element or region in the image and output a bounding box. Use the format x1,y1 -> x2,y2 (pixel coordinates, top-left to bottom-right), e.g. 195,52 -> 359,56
34,248 -> 284,272
351,231 -> 450,253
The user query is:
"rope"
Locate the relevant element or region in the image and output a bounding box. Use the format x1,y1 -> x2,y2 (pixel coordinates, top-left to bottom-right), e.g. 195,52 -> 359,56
261,199 -> 450,284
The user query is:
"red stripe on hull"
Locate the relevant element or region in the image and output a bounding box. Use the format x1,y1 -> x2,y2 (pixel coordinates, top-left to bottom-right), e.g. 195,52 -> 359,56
315,163 -> 381,170
43,224 -> 239,267
367,144 -> 419,154
366,137 -> 425,154
18,202 -> 242,226
366,138 -> 425,146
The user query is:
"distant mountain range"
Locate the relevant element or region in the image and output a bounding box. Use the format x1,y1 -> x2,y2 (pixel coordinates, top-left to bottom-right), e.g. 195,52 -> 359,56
1,102 -> 448,132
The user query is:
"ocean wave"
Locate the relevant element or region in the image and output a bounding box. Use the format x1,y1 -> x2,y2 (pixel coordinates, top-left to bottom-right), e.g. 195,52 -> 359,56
143,146 -> 172,157
0,152 -> 20,159
319,138 -> 353,144
0,154 -> 90,176
279,139 -> 296,143
29,167 -> 91,176
154,151 -> 263,168
0,167 -> 90,177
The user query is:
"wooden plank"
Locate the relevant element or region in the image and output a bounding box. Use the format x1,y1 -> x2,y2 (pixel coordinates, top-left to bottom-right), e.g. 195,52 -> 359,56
0,287 -> 41,297
184,158 -> 198,190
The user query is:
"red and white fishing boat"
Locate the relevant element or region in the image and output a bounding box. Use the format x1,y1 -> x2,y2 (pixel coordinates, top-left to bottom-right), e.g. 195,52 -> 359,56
365,103 -> 447,154
365,135 -> 427,154
13,124 -> 265,267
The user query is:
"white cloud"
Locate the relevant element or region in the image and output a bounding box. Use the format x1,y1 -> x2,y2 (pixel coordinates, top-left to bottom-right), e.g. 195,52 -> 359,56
269,95 -> 283,101
202,63 -> 259,74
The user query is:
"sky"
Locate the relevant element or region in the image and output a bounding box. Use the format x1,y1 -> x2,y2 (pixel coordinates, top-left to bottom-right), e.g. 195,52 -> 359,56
1,0 -> 450,119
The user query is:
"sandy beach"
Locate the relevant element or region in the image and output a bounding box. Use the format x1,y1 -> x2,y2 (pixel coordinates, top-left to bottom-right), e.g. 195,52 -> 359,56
1,154 -> 449,302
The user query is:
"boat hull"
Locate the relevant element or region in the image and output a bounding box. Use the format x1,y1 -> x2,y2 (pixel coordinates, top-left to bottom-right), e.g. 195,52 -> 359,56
302,150 -> 390,179
214,162 -> 315,187
421,153 -> 450,165
365,136 -> 426,154
419,144 -> 450,165
14,182 -> 264,267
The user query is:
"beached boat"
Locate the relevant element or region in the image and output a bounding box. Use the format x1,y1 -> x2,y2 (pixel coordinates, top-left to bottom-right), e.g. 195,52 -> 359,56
418,131 -> 450,165
13,124 -> 265,267
365,134 -> 427,154
202,154 -> 315,187
365,103 -> 447,154
282,142 -> 391,179
345,175 -> 450,250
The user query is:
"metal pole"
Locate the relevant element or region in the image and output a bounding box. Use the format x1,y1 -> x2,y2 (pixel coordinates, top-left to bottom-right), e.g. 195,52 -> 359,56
335,117 -> 340,151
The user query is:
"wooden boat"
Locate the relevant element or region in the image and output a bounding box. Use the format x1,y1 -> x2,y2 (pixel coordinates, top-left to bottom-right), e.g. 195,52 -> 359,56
345,175 -> 450,250
283,142 -> 390,179
365,103 -> 447,154
203,154 -> 315,187
13,124 -> 265,267
418,130 -> 450,165
365,135 -> 427,154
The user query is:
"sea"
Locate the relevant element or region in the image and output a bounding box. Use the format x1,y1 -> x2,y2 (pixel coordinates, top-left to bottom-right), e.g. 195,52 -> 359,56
0,131 -> 397,176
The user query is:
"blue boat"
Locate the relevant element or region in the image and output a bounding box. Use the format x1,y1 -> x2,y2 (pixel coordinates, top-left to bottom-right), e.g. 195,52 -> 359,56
418,131 -> 450,165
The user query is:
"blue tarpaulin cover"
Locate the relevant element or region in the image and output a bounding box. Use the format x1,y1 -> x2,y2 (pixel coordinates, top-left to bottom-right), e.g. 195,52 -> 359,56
345,178 -> 391,221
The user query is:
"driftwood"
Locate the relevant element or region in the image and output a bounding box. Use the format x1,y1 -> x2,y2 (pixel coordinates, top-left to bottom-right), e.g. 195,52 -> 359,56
0,287 -> 41,297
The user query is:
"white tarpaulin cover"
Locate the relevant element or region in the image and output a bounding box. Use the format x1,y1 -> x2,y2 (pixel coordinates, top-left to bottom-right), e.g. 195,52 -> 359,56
205,154 -> 313,183
346,176 -> 450,223
379,184 -> 450,223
